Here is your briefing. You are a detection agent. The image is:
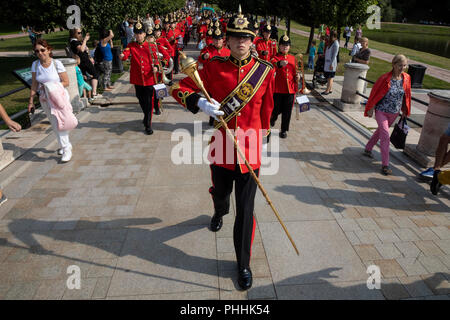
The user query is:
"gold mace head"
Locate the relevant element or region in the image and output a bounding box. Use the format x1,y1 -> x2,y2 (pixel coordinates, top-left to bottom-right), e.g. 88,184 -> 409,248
178,51 -> 210,102
179,51 -> 197,74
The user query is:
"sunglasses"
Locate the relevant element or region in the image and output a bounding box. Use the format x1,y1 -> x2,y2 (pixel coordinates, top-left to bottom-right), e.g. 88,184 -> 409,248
34,48 -> 47,54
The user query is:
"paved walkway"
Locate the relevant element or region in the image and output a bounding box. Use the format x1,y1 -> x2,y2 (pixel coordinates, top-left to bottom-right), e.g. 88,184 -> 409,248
281,26 -> 450,84
0,43 -> 449,300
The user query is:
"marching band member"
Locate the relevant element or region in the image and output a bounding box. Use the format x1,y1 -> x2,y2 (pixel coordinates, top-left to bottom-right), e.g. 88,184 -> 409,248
170,6 -> 275,290
198,28 -> 231,126
147,26 -> 171,115
255,24 -> 277,62
270,33 -> 300,138
120,20 -> 161,135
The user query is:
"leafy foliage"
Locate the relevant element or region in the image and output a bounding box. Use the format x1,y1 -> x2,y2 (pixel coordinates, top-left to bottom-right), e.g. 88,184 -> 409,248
0,0 -> 185,32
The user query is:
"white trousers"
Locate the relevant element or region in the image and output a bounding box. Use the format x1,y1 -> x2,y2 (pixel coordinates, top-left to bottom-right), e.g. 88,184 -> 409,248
40,99 -> 72,150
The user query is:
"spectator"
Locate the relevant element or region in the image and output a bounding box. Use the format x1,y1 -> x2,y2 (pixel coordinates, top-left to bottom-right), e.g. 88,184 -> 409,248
344,26 -> 353,48
322,31 -> 339,95
29,39 -> 74,162
318,24 -> 325,39
98,29 -> 115,91
350,36 -> 362,59
354,25 -> 362,44
143,13 -> 155,31
308,40 -> 316,70
90,40 -> 99,58
428,124 -> 450,195
126,21 -> 135,47
73,55 -> 93,102
28,26 -> 42,47
363,54 -> 411,175
118,17 -> 129,48
352,37 -> 370,65
0,103 -> 21,132
317,35 -> 325,56
69,28 -> 99,97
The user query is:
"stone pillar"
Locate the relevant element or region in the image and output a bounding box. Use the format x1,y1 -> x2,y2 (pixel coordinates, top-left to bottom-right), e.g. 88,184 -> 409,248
57,58 -> 84,113
404,91 -> 450,167
336,62 -> 370,111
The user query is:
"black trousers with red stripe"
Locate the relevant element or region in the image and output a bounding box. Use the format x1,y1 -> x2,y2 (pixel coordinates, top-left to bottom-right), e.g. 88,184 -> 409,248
209,164 -> 259,270
134,85 -> 155,129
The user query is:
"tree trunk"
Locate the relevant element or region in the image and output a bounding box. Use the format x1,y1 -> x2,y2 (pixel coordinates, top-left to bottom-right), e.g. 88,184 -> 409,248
286,17 -> 290,37
306,25 -> 315,55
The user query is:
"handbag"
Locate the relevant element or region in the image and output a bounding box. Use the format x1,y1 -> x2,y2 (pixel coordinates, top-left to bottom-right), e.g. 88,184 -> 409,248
390,117 -> 408,149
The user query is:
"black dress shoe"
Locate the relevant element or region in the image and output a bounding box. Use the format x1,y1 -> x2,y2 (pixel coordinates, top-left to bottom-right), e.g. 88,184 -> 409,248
210,213 -> 223,232
154,108 -> 161,115
279,131 -> 287,139
238,268 -> 252,290
145,127 -> 154,135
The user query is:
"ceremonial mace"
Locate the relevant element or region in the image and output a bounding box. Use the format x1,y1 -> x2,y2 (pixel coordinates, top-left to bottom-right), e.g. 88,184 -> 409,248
179,51 -> 300,255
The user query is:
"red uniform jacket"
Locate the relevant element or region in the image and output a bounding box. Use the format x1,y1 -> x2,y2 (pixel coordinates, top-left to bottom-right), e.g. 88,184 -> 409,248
170,54 -> 275,173
255,38 -> 277,62
271,53 -> 298,94
156,37 -> 174,57
162,29 -> 176,56
364,71 -> 411,117
121,41 -> 160,86
198,44 -> 231,65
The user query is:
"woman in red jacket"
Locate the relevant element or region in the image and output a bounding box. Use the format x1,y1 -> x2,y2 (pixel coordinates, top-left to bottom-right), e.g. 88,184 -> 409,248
363,54 -> 411,175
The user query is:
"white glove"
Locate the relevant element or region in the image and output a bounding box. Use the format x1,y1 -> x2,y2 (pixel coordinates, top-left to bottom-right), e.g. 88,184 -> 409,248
197,97 -> 224,120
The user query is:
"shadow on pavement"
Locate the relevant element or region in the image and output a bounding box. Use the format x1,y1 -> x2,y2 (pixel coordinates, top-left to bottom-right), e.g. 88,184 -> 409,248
1,215 -> 236,291
255,267 -> 449,299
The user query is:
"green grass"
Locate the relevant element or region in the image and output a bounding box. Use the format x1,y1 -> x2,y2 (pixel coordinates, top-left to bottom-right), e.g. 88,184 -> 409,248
0,57 -> 36,116
288,20 -> 450,71
0,30 -> 70,52
288,32 -> 450,90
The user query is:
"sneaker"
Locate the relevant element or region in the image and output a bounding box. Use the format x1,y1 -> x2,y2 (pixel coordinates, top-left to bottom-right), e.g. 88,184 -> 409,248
0,193 -> 7,206
57,148 -> 64,155
362,149 -> 374,158
430,170 -> 442,195
381,166 -> 392,176
61,148 -> 72,163
420,167 -> 434,178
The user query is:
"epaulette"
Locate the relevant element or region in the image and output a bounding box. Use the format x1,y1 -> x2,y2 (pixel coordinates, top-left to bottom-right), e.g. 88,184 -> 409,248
255,57 -> 273,69
210,56 -> 229,63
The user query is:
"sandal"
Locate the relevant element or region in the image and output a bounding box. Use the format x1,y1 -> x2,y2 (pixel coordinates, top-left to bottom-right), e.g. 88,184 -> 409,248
381,166 -> 392,176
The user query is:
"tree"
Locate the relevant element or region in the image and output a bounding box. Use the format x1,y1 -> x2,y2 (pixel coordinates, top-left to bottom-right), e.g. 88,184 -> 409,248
0,0 -> 185,32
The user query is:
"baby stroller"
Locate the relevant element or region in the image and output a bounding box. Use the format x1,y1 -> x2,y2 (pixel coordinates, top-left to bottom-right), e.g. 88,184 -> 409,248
311,55 -> 327,89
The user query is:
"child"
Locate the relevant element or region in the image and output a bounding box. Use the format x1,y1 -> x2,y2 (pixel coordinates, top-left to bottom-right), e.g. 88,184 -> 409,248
90,40 -> 99,58
308,40 -> 316,70
73,55 -> 93,102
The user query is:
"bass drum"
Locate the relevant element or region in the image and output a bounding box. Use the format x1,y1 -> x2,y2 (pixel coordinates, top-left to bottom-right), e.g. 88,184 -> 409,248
164,58 -> 174,75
